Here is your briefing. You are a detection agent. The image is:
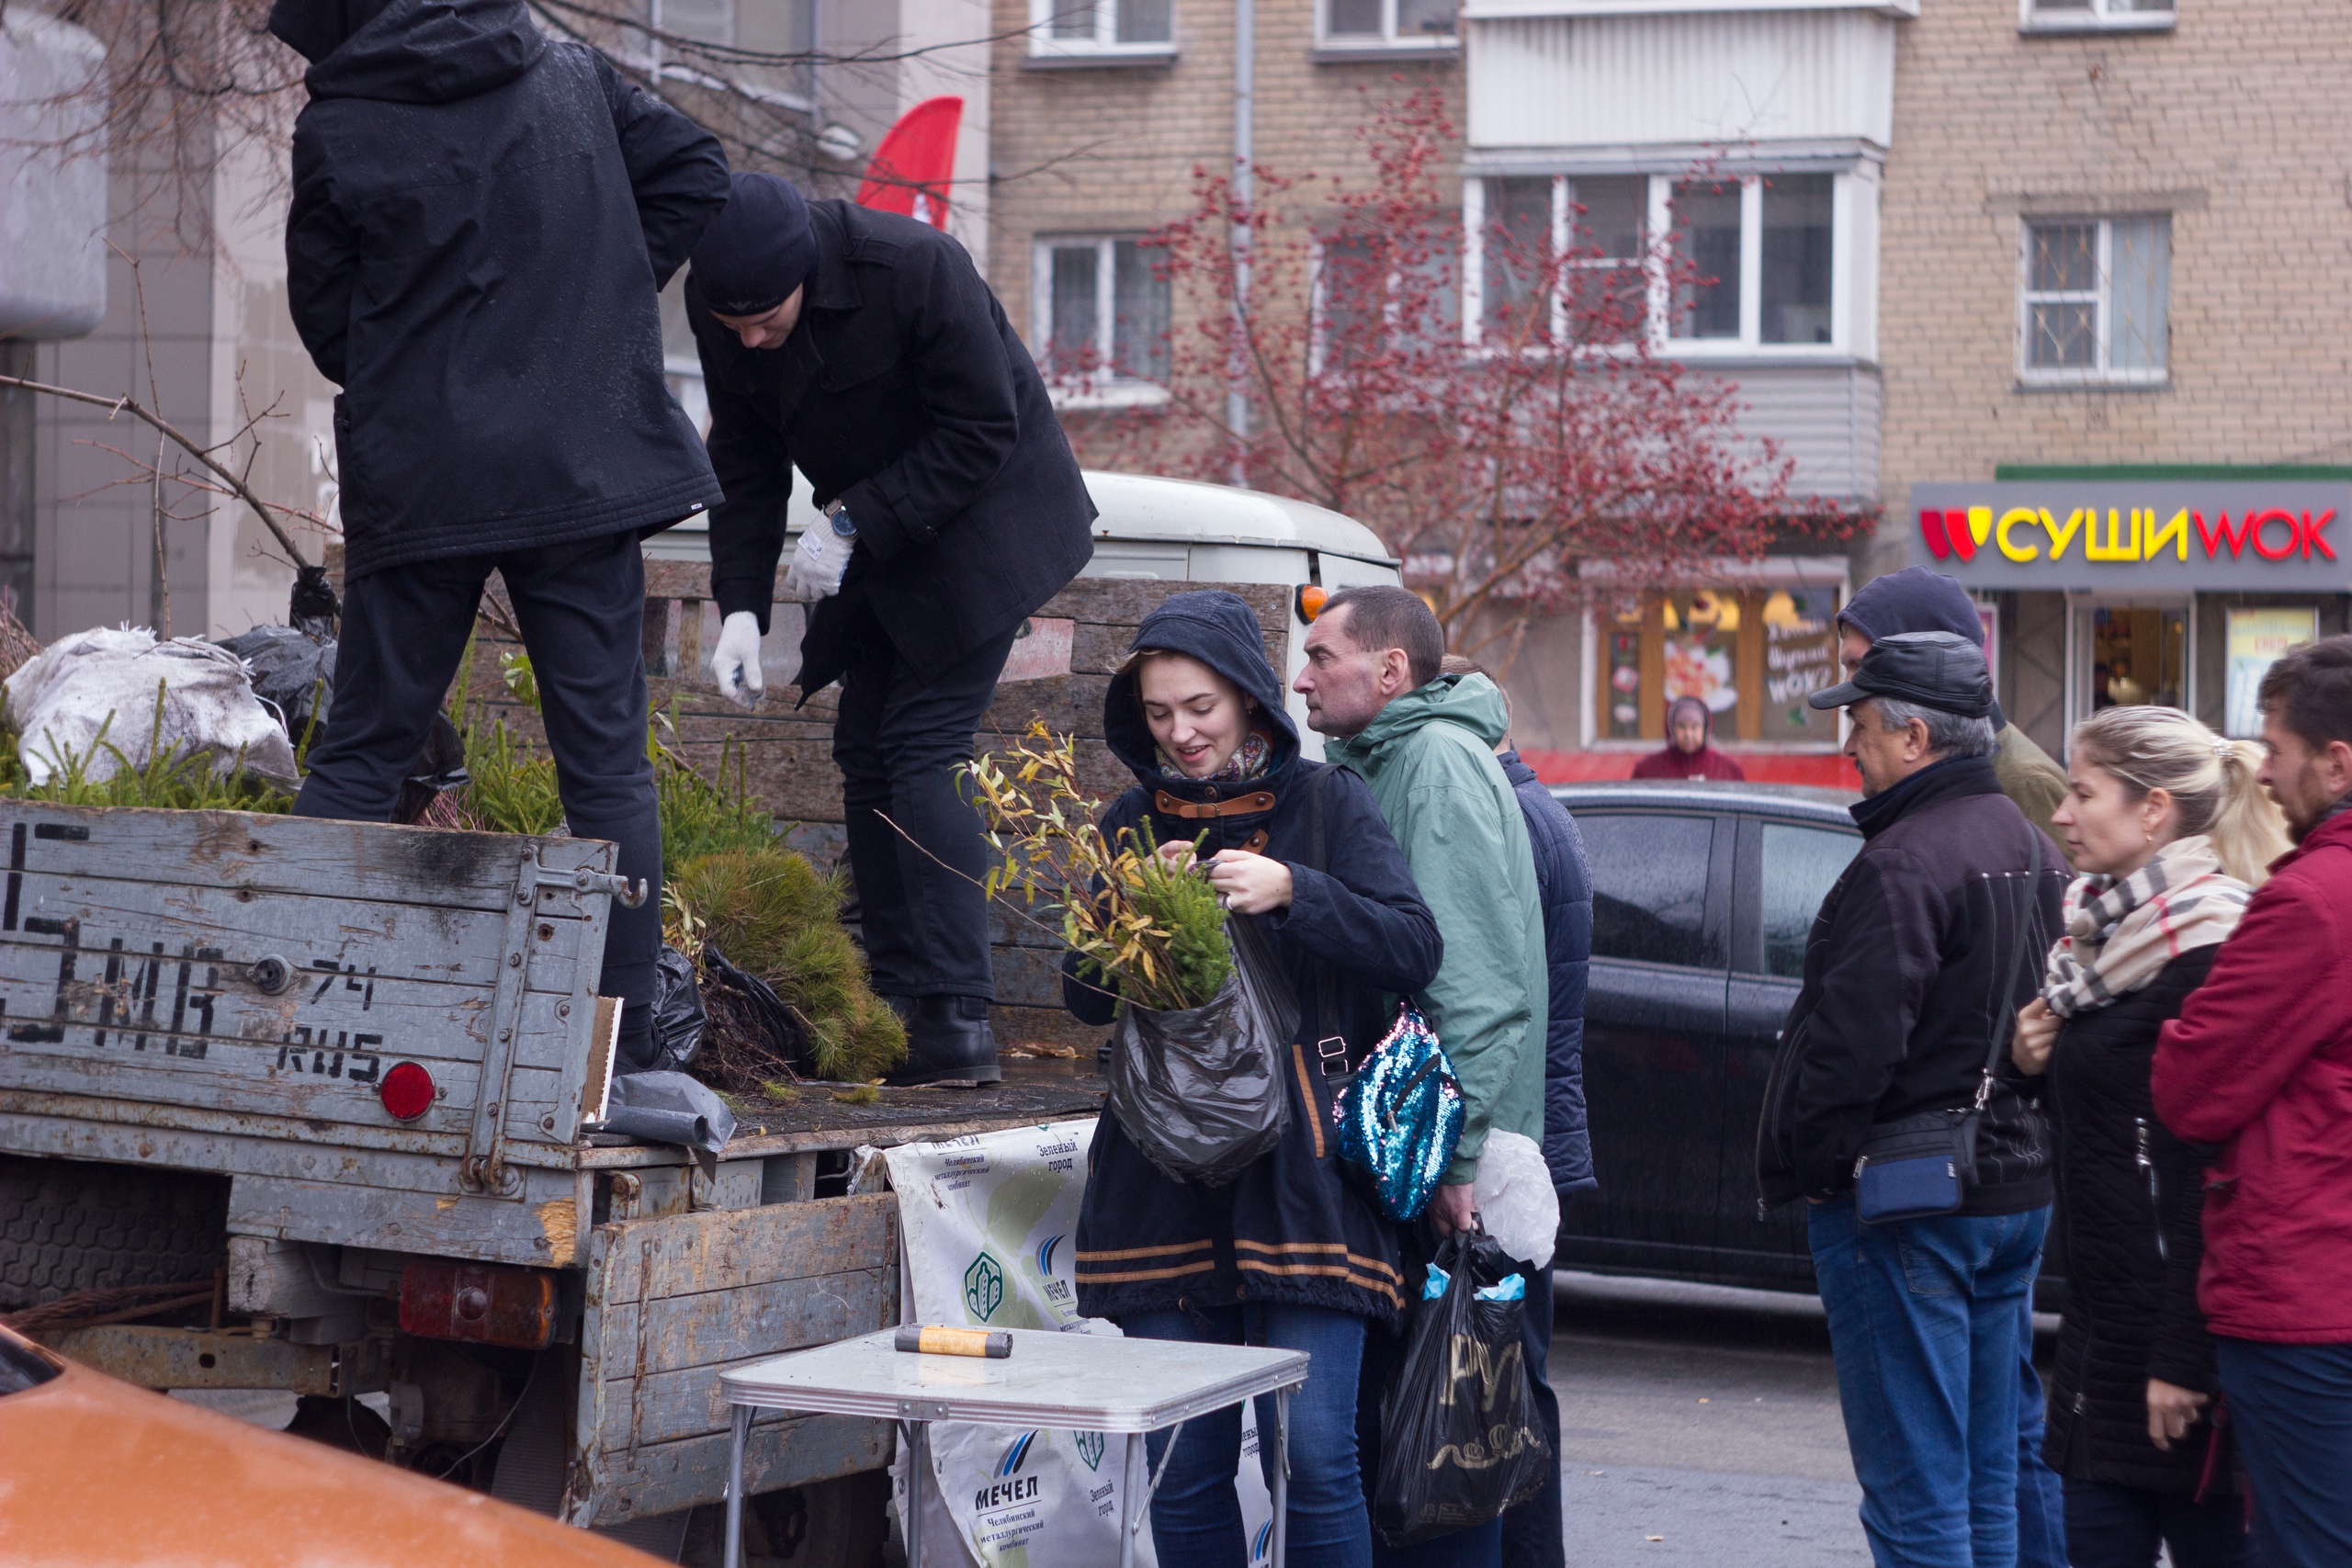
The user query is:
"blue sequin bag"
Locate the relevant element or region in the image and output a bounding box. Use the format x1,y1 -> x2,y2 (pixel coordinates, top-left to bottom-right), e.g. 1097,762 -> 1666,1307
1334,1003 -> 1465,1223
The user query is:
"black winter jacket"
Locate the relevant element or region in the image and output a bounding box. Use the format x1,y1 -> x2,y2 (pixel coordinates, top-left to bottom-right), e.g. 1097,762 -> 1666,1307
281,0 -> 727,579
1758,755 -> 2067,1212
1498,750 -> 1596,1194
2044,948 -> 2233,1494
686,201 -> 1096,692
1065,592 -> 1442,1325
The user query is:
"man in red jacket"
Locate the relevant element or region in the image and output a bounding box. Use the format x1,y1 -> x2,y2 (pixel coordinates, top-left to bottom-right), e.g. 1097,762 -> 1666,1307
2153,634 -> 2352,1568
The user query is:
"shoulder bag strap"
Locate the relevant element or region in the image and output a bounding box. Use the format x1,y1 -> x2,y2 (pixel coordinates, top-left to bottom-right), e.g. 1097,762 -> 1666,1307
1972,829 -> 2043,1112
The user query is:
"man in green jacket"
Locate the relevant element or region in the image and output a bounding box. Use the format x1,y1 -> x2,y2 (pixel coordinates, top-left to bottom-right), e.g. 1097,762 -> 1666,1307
1299,586 -> 1546,1235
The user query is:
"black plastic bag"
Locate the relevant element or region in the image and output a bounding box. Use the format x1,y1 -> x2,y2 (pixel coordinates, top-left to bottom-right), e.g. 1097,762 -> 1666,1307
288,563 -> 342,641
641,943 -> 707,1074
1374,1231 -> 1554,1548
1104,915 -> 1295,1187
701,944 -> 812,1076
214,624 -> 465,821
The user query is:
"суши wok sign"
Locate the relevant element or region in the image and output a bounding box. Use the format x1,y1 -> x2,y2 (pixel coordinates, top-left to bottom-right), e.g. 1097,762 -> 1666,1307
1910,480 -> 2349,592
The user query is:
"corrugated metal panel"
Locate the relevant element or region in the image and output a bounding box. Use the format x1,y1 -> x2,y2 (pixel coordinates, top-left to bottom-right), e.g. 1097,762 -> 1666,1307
1466,12 -> 1897,151
1689,363 -> 1882,507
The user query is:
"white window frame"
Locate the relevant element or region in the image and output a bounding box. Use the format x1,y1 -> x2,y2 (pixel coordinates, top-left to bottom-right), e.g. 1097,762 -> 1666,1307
1032,235 -> 1172,409
1028,0 -> 1178,60
2018,0 -> 2175,36
1316,0 -> 1460,51
1460,169 -> 1873,362
2017,216 -> 2169,388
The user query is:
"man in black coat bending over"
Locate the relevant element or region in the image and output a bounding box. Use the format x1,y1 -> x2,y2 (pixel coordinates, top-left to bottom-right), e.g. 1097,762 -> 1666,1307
272,0 -> 729,1067
684,175 -> 1096,1086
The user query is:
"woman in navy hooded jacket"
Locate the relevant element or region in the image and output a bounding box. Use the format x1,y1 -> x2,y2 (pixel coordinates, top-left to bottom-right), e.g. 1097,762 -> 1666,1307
1066,591 -> 1442,1568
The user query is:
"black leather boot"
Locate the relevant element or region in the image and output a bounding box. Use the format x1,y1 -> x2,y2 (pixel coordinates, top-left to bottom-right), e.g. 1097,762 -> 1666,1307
884,995 -> 1001,1088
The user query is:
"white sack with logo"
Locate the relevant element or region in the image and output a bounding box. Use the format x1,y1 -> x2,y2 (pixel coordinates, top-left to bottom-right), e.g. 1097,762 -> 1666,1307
876,1121 -> 1276,1568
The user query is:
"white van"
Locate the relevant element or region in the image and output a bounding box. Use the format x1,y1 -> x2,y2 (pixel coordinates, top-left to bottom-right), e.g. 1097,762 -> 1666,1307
647,468 -> 1403,756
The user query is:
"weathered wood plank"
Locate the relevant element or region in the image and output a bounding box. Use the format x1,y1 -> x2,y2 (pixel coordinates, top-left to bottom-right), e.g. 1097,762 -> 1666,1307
586,1192 -> 898,1307
592,1266 -> 890,1384
228,1168 -> 582,1265
567,1412 -> 890,1526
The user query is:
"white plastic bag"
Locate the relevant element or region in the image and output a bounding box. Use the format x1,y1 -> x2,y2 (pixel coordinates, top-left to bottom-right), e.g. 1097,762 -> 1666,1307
5,627 -> 298,786
1471,1129 -> 1560,1269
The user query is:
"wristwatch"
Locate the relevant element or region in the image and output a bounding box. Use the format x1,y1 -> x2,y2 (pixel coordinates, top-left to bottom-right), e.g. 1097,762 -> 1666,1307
823,499 -> 857,538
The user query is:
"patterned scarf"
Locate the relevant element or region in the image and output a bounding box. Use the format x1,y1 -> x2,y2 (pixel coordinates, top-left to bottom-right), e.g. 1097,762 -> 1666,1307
1156,728 -> 1273,784
2041,834 -> 2250,1018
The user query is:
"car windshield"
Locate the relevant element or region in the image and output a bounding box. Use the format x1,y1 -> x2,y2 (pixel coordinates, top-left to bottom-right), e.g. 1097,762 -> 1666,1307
0,1334 -> 61,1395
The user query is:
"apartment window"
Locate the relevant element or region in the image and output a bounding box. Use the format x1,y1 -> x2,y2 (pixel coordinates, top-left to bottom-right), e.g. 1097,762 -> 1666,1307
1035,237 -> 1171,399
2019,0 -> 2174,34
1320,0 -> 1458,48
2020,216 -> 2169,384
657,0 -> 734,45
1465,170 -> 1854,355
1033,0 -> 1174,55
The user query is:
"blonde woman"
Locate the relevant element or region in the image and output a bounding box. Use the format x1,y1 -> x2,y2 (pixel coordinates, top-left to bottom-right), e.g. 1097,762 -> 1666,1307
2012,706 -> 2290,1568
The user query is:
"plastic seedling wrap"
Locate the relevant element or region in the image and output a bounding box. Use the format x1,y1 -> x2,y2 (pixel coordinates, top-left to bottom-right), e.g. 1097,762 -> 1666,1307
1469,1131 -> 1560,1269
875,1121 -> 1278,1567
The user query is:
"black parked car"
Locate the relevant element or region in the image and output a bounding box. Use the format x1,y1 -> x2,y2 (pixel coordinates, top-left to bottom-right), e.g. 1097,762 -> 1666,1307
1552,781 -> 1860,1292
1553,780 -> 2065,1305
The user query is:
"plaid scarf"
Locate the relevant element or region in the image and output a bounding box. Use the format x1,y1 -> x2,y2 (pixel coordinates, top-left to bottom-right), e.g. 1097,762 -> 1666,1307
2041,834 -> 2250,1018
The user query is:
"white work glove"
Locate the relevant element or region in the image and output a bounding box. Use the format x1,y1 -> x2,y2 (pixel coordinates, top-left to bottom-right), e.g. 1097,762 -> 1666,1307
783,523 -> 855,603
710,610 -> 764,709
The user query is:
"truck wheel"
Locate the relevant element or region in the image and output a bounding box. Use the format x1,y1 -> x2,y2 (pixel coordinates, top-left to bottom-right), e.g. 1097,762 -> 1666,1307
0,1155 -> 229,1311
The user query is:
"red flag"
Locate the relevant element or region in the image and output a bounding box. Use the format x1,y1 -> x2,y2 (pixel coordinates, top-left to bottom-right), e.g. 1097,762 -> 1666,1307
856,96 -> 963,230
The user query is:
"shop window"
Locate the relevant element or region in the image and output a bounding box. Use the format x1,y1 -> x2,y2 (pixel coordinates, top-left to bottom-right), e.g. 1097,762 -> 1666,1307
2020,0 -> 2175,33
1032,0 -> 1174,57
1595,586 -> 1844,747
1321,0 -> 1458,49
2223,609 -> 2317,738
2021,217 -> 2170,384
2089,604 -> 2188,712
1035,236 -> 1171,401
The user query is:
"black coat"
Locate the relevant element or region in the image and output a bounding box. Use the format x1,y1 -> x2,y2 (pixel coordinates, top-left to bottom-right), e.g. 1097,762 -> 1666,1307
1758,756 -> 2068,1213
2044,948 -> 2234,1494
282,0 -> 727,579
686,201 -> 1096,692
1064,592 -> 1442,1325
1498,750 -> 1596,1194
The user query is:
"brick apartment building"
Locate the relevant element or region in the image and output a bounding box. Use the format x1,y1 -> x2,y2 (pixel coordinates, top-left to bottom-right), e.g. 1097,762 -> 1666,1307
1877,0 -> 2352,758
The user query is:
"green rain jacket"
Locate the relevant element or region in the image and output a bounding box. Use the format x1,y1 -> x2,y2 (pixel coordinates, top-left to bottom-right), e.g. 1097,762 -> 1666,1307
1327,673 -> 1546,1184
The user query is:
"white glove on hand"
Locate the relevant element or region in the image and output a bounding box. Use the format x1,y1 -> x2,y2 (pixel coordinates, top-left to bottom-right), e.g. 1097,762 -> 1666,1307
783,524 -> 854,602
710,610 -> 764,709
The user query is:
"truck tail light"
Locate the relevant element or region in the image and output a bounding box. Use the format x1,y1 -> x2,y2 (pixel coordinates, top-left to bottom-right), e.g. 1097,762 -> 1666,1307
1295,585 -> 1329,623
399,1260 -> 556,1349
379,1061 -> 435,1121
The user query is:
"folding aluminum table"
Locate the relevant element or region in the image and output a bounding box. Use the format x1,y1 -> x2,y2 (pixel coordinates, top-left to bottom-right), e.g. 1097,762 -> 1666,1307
718,1326 -> 1311,1568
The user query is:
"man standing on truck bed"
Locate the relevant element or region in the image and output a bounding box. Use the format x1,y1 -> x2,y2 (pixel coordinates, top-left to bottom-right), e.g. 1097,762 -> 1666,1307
684,174 -> 1096,1087
270,0 -> 729,1069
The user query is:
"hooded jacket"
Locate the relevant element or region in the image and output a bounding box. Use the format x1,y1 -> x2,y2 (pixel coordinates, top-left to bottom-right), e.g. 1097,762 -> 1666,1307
1065,591 -> 1442,1324
277,0 -> 727,578
1631,697 -> 1747,782
2154,807 -> 2352,1342
1326,675 -> 1546,1186
1498,750 -> 1596,1194
687,201 -> 1096,692
1756,754 -> 2067,1211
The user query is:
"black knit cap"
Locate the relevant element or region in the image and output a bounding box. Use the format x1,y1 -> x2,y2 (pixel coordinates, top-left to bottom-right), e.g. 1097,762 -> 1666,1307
689,172 -> 819,317
1808,631 -> 1995,719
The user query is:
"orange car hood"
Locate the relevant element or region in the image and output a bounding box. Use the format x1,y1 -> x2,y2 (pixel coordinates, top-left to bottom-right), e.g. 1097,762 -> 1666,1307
0,1345 -> 661,1568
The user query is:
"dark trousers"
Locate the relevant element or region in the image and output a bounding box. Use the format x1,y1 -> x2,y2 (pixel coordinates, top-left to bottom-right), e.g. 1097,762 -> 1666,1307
295,534 -> 661,1041
2061,1480 -> 2251,1568
1497,1263 -> 1564,1568
2217,1337 -> 2352,1568
831,601 -> 1017,999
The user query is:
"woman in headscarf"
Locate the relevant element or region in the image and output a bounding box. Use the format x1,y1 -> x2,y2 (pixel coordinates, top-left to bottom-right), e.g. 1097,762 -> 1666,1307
2009,705 -> 2290,1568
1065,590 -> 1441,1568
1631,695 -> 1747,780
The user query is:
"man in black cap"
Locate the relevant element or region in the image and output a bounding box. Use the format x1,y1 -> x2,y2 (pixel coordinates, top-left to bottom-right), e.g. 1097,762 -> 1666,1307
1758,632 -> 2067,1568
271,0 -> 729,1069
684,173 -> 1095,1086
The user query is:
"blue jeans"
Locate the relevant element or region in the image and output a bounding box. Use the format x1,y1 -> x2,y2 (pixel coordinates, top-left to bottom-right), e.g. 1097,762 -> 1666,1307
2216,1337 -> 2352,1568
1123,1303 -> 1372,1568
1809,1199 -> 2051,1568
2013,1297 -> 2067,1568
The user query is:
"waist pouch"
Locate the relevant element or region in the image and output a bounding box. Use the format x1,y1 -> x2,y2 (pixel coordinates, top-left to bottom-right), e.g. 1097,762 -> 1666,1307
1853,1109 -> 1981,1224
